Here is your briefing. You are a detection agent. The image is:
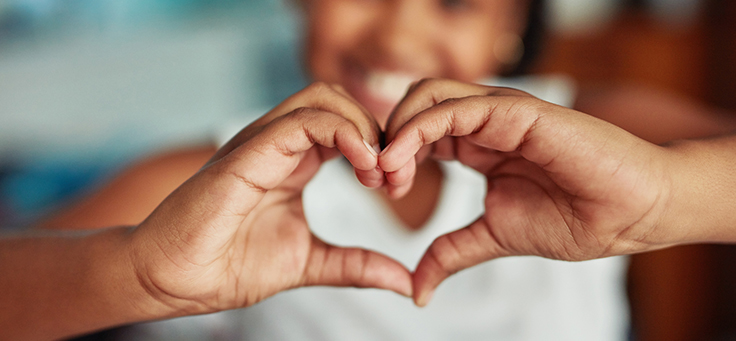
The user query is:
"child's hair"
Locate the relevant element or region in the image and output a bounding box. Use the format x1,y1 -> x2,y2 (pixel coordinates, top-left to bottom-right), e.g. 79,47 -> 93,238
506,0 -> 545,76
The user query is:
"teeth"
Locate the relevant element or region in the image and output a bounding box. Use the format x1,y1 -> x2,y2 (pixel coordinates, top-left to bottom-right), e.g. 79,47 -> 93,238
365,71 -> 417,102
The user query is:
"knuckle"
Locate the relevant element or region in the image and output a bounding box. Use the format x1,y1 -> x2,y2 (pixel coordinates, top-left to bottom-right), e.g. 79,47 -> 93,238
427,238 -> 460,275
288,107 -> 314,121
344,249 -> 370,285
438,97 -> 461,106
331,83 -> 347,94
413,77 -> 440,91
488,86 -> 532,98
306,81 -> 334,96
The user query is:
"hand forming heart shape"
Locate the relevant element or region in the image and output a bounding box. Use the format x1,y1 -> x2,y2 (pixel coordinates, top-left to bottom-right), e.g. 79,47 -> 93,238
380,78 -> 672,306
131,78 -> 673,317
130,82 -> 412,318
9,77 -> 725,341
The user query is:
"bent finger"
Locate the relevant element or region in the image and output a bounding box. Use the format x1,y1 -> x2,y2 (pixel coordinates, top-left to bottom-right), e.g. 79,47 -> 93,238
385,79 -> 530,143
301,236 -> 413,298
355,166 -> 385,188
258,82 -> 382,148
170,109 -> 379,237
383,156 -> 416,199
412,219 -> 510,307
379,95 -> 544,172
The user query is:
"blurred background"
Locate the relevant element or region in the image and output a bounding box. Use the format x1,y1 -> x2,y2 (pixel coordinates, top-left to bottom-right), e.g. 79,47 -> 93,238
1,0 -> 735,340
0,0 -> 308,227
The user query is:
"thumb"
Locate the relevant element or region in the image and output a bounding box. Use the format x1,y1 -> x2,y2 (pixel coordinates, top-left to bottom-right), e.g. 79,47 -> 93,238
301,236 -> 413,298
411,220 -> 509,307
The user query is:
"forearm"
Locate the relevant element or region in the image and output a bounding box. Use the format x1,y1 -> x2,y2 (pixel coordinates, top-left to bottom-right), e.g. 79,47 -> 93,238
660,134 -> 736,245
576,85 -> 736,145
0,228 -> 170,340
38,146 -> 215,231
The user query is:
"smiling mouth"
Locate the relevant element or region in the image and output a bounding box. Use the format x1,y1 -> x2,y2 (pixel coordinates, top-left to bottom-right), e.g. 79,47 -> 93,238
365,70 -> 417,103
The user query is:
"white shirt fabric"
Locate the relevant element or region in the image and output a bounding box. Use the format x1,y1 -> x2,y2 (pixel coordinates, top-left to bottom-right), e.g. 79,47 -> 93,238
123,75 -> 629,341
237,159 -> 628,341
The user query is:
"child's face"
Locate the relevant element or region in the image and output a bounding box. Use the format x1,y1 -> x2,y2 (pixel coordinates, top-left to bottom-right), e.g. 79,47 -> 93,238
304,0 -> 530,127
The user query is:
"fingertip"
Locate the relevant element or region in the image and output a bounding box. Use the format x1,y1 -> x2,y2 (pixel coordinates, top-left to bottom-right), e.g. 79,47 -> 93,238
340,135 -> 378,172
377,140 -> 401,172
362,178 -> 386,189
411,263 -> 429,307
377,140 -> 394,157
362,139 -> 380,158
410,244 -> 450,307
384,158 -> 416,197
355,166 -> 385,188
397,275 -> 414,299
386,182 -> 413,200
378,135 -> 424,173
364,252 -> 414,298
414,288 -> 435,308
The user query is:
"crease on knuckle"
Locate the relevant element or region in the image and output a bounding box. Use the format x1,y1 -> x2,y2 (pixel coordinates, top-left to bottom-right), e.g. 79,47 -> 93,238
340,248 -> 370,287
427,237 -> 461,276
227,168 -> 268,194
307,81 -> 332,96
518,104 -> 543,152
356,249 -> 370,286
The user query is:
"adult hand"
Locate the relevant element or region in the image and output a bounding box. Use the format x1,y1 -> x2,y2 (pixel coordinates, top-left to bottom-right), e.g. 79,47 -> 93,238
379,79 -> 677,306
131,82 -> 412,317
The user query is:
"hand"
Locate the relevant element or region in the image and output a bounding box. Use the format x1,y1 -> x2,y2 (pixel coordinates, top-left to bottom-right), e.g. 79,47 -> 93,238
379,79 -> 676,306
129,82 -> 412,317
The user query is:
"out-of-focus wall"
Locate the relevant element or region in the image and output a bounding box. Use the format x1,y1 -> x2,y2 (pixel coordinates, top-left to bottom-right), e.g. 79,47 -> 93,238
0,0 -> 307,224
0,0 -> 305,161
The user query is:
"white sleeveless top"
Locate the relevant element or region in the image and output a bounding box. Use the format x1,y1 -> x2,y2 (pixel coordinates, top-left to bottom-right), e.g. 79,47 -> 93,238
123,75 -> 629,341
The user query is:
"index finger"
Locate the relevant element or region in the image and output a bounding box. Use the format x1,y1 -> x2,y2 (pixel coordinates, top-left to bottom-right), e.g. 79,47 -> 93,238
260,82 -> 382,149
216,83 -> 382,164
384,79 -> 530,144
165,110 -> 381,238
379,92 -> 542,173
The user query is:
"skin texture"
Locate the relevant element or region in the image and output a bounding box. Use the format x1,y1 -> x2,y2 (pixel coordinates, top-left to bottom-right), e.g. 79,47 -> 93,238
378,79 -> 736,306
1,83 -> 413,340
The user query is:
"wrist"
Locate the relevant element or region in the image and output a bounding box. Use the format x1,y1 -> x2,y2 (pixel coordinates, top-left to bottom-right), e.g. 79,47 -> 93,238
0,227 -> 179,340
605,143 -> 683,255
83,227 -> 179,326
656,137 -> 736,246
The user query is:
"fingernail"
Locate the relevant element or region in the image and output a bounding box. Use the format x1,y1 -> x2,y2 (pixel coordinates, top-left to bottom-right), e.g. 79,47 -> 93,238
372,143 -> 382,155
379,141 -> 394,156
363,140 -> 378,157
416,289 -> 435,307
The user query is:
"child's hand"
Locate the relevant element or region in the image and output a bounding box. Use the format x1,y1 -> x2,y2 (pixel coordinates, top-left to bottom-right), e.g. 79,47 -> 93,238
380,79 -> 674,306
226,82 -> 385,188
129,82 -> 411,317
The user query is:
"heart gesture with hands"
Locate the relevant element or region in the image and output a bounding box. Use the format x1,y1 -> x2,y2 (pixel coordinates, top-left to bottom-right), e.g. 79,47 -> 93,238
131,78 -> 731,320
14,79 -> 734,341
131,82 -> 412,318
378,79 -> 682,307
